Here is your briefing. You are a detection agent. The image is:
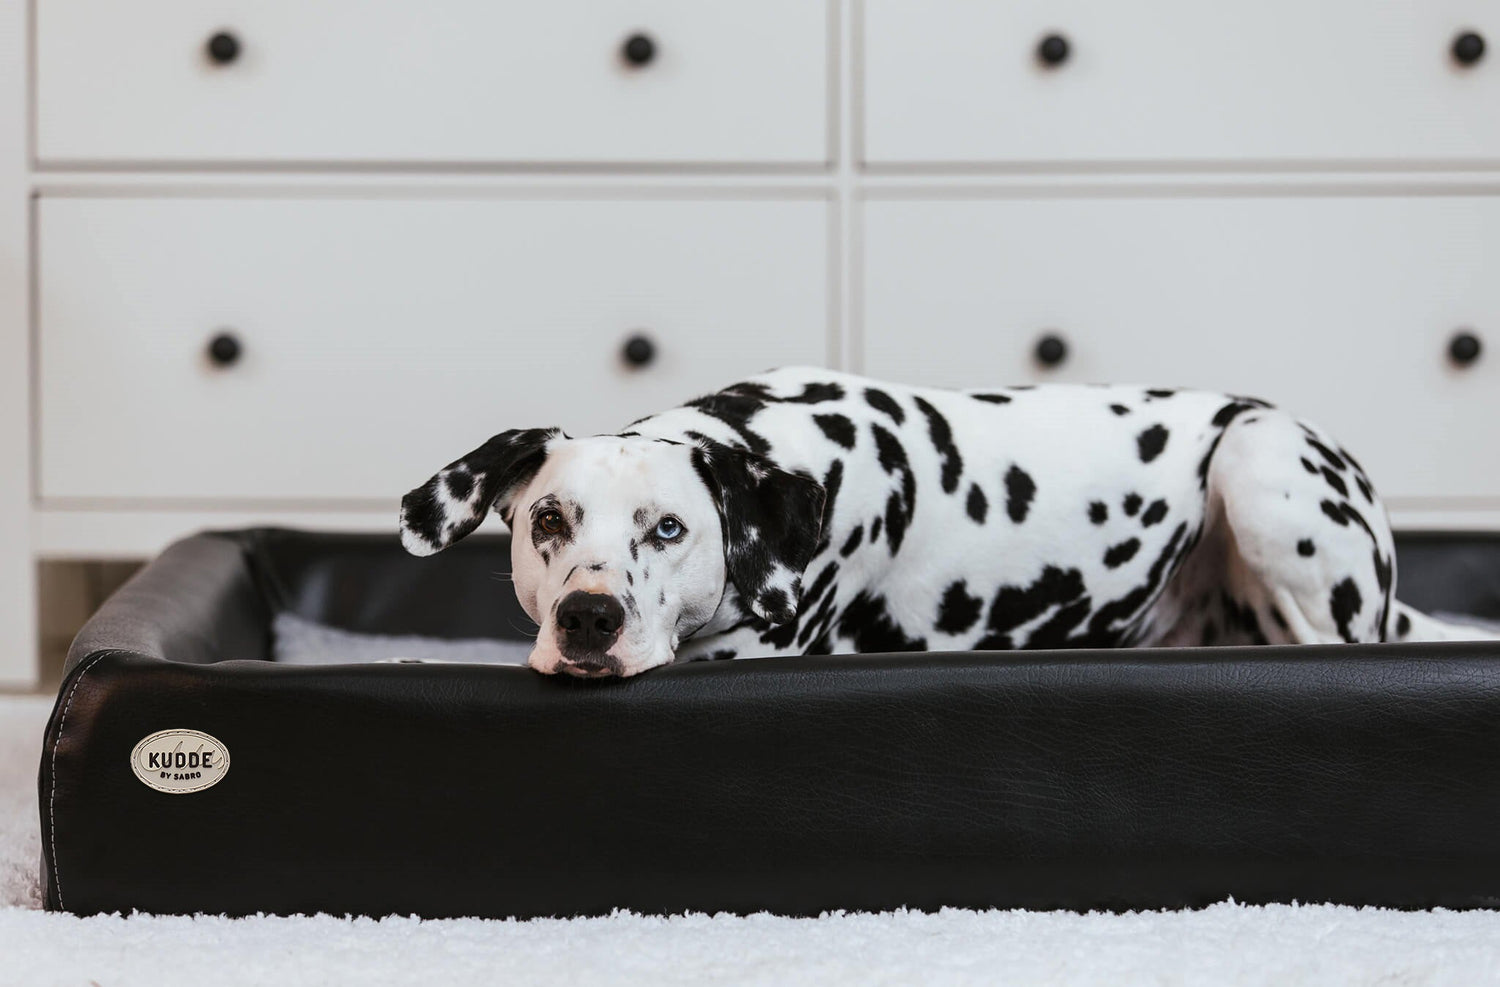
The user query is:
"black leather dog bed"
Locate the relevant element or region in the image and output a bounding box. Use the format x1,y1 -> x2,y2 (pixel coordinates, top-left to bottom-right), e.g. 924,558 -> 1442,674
40,528 -> 1500,918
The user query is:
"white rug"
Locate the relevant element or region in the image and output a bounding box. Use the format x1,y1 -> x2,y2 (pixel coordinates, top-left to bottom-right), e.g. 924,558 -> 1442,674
5,693 -> 1500,987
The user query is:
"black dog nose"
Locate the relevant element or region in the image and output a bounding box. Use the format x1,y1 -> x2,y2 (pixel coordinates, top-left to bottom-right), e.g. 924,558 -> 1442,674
556,591 -> 625,652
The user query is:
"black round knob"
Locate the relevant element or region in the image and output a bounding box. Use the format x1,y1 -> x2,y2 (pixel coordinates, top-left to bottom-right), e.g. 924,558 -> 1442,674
1037,34 -> 1070,67
207,332 -> 242,367
206,31 -> 240,65
622,33 -> 656,67
1035,333 -> 1068,367
1453,31 -> 1486,66
1449,330 -> 1482,367
622,333 -> 656,368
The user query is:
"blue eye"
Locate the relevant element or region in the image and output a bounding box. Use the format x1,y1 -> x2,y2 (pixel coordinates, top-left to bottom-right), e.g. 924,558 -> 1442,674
655,516 -> 684,540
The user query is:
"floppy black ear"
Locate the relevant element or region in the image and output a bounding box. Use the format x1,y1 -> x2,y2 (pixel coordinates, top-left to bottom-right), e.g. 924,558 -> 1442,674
690,440 -> 826,625
399,427 -> 562,556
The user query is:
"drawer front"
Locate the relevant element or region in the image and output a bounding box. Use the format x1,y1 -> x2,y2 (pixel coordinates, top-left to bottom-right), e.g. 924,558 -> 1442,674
36,1 -> 829,164
862,194 -> 1500,503
863,0 -> 1499,166
39,196 -> 831,501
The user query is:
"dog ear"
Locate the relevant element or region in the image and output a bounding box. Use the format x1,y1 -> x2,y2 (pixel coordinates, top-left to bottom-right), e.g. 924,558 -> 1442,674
400,427 -> 563,556
690,440 -> 826,625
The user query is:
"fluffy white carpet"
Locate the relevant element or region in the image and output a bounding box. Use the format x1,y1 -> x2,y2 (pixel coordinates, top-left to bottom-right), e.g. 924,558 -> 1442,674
5,693 -> 1500,987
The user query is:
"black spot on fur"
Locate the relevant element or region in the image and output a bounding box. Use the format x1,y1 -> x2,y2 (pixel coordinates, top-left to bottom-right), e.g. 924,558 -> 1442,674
884,492 -> 908,557
970,393 -> 1012,405
1306,436 -> 1346,472
936,581 -> 984,635
837,592 -> 927,653
1136,425 -> 1169,463
1355,475 -> 1374,504
684,391 -> 773,455
1146,388 -> 1176,399
814,413 -> 857,450
913,395 -> 963,493
1110,404 -> 1131,416
864,388 -> 905,425
444,470 -> 474,501
690,439 -> 827,623
967,484 -> 988,523
1397,612 -> 1412,637
1319,499 -> 1376,541
1025,597 -> 1096,649
797,576 -> 843,650
1123,493 -> 1142,516
870,516 -> 883,543
1212,401 -> 1257,429
1005,465 -> 1036,523
1301,458 -> 1319,475
629,539 -> 639,561
987,565 -> 1088,637
1373,550 -> 1393,596
1082,522 -> 1190,646
1297,539 -> 1315,557
818,459 -> 844,547
872,424 -> 917,554
783,382 -> 846,404
1321,467 -> 1348,498
840,525 -> 864,557
800,561 -> 839,612
1330,577 -> 1363,644
1103,538 -> 1141,568
1089,501 -> 1108,525
758,588 -> 789,621
1140,499 -> 1168,527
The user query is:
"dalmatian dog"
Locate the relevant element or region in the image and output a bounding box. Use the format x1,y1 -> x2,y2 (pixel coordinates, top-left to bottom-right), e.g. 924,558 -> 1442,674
399,367 -> 1482,678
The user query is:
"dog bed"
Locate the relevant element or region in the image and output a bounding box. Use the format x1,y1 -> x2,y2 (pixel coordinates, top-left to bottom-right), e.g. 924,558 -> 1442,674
40,528 -> 1500,919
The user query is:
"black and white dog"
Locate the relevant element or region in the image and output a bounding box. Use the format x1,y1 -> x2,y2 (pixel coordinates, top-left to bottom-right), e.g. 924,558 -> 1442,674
400,367 -> 1478,678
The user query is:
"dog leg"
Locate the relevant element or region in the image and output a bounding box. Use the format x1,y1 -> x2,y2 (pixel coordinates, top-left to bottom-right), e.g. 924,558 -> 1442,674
1205,411 -> 1395,645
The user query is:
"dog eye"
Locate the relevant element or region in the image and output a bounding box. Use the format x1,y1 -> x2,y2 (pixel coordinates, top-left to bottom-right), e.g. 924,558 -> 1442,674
655,516 -> 685,540
538,510 -> 565,535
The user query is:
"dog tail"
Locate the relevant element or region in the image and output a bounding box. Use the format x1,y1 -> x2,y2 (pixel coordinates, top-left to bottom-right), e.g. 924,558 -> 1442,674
1390,601 -> 1500,642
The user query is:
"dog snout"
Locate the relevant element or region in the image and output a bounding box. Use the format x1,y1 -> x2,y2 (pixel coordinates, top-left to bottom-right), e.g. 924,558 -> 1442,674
560,657 -> 618,678
556,590 -> 625,653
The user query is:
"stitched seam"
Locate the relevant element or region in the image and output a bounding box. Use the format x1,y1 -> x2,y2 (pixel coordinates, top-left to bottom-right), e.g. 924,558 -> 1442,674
48,650 -> 113,913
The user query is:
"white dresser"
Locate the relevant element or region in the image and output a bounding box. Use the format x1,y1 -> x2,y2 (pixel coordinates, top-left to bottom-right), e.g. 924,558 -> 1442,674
2,0 -> 1495,686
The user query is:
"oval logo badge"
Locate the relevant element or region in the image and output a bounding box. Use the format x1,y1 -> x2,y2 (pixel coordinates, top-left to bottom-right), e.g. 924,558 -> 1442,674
130,729 -> 231,794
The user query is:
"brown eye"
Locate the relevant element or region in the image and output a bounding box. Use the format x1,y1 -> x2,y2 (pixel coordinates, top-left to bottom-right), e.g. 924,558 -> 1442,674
538,510 -> 565,535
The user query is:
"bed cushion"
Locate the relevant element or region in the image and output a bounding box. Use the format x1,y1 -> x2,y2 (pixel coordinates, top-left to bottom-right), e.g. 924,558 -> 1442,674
39,528 -> 1500,918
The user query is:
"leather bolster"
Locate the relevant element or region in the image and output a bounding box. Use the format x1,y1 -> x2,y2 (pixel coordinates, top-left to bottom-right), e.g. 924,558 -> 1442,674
39,529 -> 1500,917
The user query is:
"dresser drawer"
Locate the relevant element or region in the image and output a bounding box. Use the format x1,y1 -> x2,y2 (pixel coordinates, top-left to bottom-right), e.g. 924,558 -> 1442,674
38,195 -> 831,501
36,1 -> 830,165
862,194 -> 1500,503
862,0 -> 1498,167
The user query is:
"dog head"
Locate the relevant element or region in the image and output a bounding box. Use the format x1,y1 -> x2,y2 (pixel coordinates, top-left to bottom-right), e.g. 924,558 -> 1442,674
400,430 -> 825,678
